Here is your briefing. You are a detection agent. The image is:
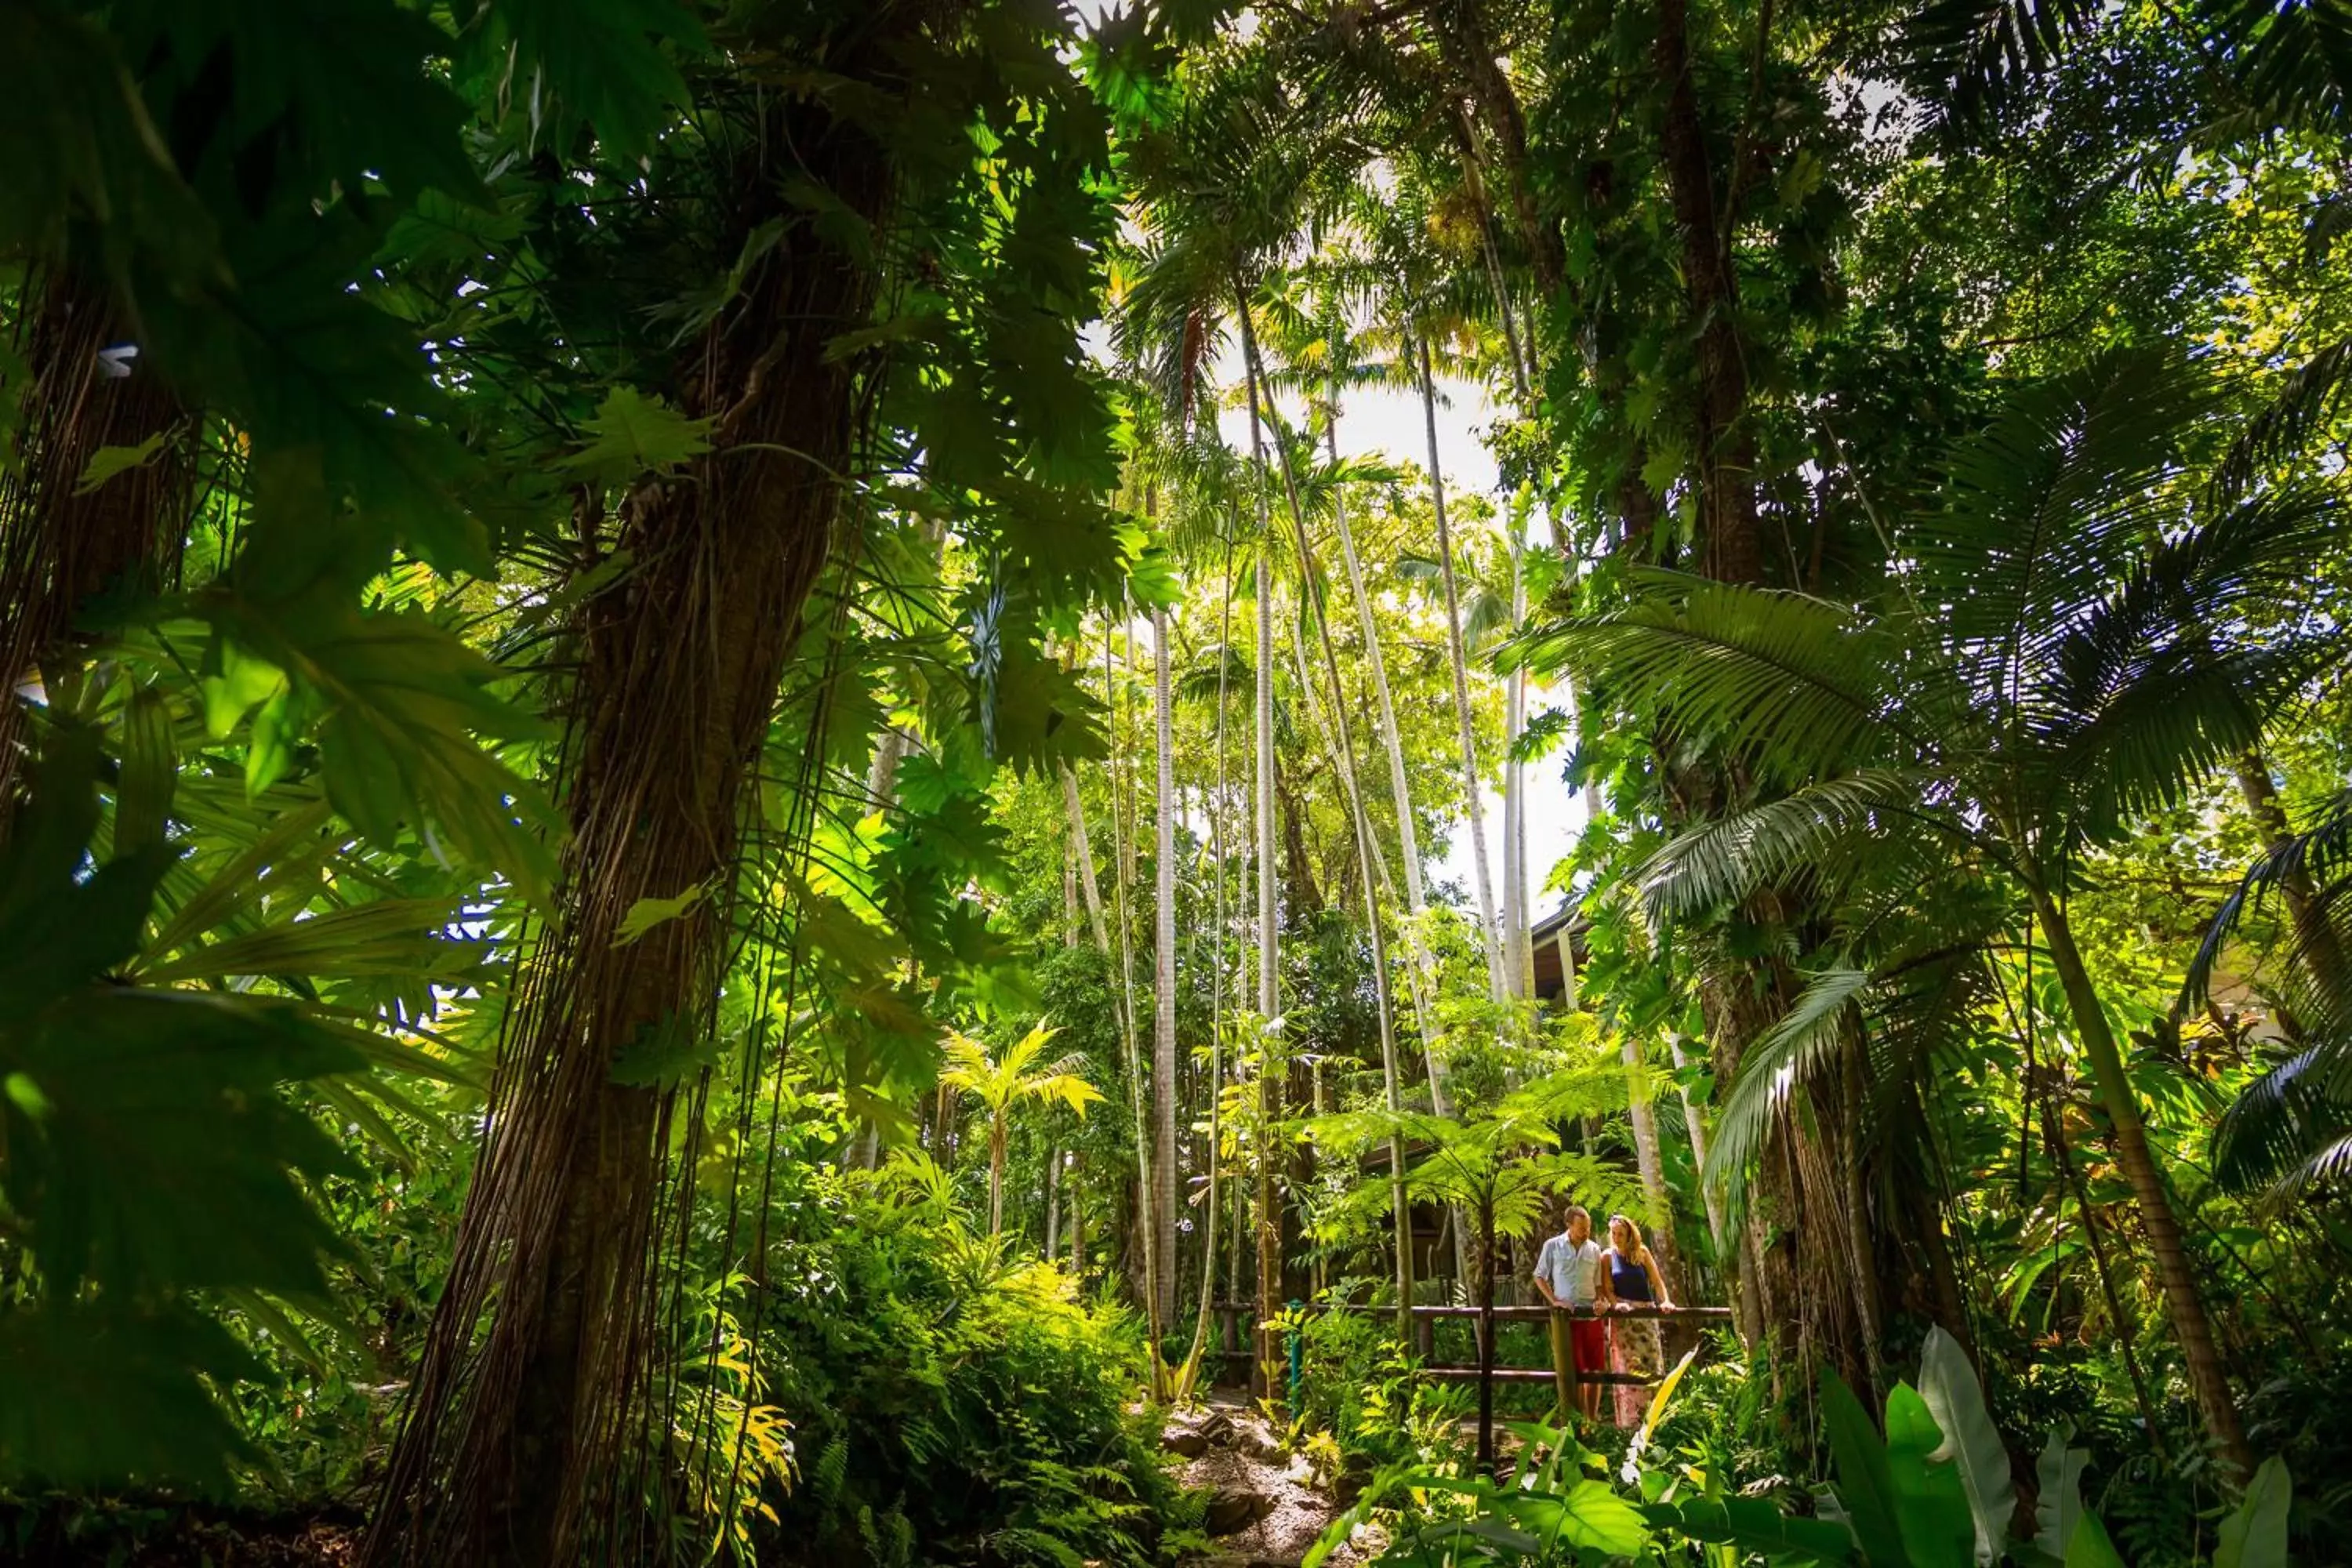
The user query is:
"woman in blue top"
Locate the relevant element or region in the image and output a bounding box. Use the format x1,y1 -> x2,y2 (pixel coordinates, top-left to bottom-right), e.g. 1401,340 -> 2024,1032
1603,1214 -> 1672,1426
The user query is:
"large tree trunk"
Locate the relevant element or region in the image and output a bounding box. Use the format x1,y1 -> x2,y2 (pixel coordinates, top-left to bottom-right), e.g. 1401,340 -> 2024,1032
1152,603 -> 1181,1329
366,67 -> 899,1563
0,273 -> 190,810
1651,0 -> 1762,587
2033,889 -> 2252,1474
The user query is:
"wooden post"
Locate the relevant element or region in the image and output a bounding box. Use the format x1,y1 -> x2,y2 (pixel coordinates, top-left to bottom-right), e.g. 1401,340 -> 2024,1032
1548,1307 -> 1578,1428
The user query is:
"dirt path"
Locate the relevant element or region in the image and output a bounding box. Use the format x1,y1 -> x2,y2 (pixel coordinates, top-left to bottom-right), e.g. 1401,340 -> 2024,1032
1162,1398 -> 1379,1568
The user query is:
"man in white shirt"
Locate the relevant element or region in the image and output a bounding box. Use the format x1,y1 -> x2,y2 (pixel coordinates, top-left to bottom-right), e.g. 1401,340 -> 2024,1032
1532,1204 -> 1608,1421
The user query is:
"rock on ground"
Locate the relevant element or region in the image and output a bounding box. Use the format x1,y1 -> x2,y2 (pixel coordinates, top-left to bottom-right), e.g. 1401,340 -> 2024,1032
1161,1399 -> 1381,1568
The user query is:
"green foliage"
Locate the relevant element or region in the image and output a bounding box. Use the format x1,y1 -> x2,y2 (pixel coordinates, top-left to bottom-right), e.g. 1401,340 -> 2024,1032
739,1155 -> 1192,1568
0,731 -> 370,1489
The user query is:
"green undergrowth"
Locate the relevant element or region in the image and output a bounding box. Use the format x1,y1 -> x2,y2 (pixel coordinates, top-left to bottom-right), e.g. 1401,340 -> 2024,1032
736,1152 -> 1204,1567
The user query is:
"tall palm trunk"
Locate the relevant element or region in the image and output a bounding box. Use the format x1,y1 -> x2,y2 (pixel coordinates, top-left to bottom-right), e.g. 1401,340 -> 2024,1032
2031,886 -> 2251,1473
1240,324 -> 1411,1335
1326,400 -> 1452,1122
988,1109 -> 1009,1236
1504,523 -> 1534,996
367,70 -> 900,1566
1181,543 -> 1236,1394
1416,336 -> 1504,1000
1069,731 -> 1164,1385
1152,602 -> 1180,1329
1108,619 -> 1166,1377
1241,318 -> 1284,1399
1253,550 -> 1283,1399
1667,1033 -> 1727,1254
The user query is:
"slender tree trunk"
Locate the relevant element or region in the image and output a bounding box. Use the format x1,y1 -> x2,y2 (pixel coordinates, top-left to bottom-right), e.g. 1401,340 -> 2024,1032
1504,520 -> 1534,996
1254,556 -> 1283,1400
2042,1092 -> 2169,1462
1105,619 -> 1167,1385
989,1114 -> 1007,1236
1475,1190 -> 1498,1474
1182,541 -> 1237,1393
1045,1141 -> 1062,1259
2031,887 -> 2252,1473
1152,602 -> 1180,1328
1243,321 -> 1413,1334
1417,336 -> 1504,998
1242,314 -> 1283,1399
1622,1034 -> 1680,1294
1067,759 -> 1163,1387
1326,403 -> 1450,1117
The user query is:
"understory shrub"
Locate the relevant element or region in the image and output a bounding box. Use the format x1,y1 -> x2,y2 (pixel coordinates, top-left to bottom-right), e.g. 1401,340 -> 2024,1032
742,1156 -> 1199,1566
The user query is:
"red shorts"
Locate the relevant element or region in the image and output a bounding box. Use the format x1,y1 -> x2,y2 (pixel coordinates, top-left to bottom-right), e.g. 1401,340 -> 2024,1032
1570,1316 -> 1608,1374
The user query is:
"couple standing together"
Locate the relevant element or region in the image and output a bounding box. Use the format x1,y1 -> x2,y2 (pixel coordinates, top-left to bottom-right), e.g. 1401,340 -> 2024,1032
1531,1204 -> 1671,1426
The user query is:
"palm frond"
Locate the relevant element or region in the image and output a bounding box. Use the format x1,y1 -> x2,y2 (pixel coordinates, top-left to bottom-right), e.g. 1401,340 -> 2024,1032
2212,1047 -> 2352,1196
1913,347 -> 2222,689
1512,575 -> 1911,787
2212,0 -> 2352,134
1702,967 -> 1874,1204
1637,771 -> 1955,927
2216,336 -> 2352,496
1899,0 -> 2105,135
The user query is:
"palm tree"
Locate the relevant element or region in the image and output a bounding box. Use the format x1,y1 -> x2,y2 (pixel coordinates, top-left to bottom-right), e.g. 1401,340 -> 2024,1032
1519,349 -> 2350,1472
941,1022 -> 1105,1237
2189,790 -> 2352,1198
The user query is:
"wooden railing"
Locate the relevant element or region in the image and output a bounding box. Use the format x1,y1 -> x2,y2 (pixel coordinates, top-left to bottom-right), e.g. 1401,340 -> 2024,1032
1203,1300 -> 1735,1392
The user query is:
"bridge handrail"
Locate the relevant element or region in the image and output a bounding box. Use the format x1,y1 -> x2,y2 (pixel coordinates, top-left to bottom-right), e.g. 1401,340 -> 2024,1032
1208,1300 -> 1731,1324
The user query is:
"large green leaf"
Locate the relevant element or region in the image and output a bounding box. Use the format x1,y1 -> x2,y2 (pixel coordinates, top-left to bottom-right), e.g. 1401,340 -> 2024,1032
1916,1327 -> 2016,1566
135,897 -> 487,985
1821,1368 -> 1908,1568
1500,1479 -> 1650,1558
2034,1425 -> 2090,1560
0,1307 -> 261,1494
7,989 -> 362,1294
2215,1458 -> 2292,1568
488,0 -> 704,157
1886,1385 -> 1975,1568
1653,1497 -> 1856,1563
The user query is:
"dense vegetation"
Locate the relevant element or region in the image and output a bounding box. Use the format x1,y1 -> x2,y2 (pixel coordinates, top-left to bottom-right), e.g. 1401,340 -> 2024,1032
4,1 -> 2350,1565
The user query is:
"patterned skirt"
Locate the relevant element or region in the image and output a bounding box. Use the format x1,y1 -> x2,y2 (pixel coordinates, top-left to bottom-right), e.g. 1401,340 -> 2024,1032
1611,1315 -> 1664,1428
